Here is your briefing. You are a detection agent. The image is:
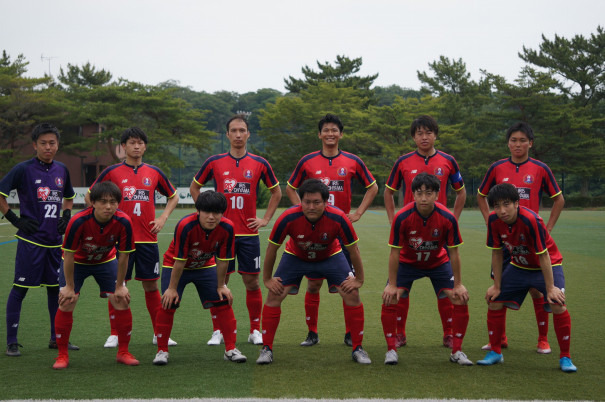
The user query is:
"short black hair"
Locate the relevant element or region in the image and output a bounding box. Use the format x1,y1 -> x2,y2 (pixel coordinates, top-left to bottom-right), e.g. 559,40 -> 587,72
89,181 -> 121,203
226,114 -> 249,132
120,127 -> 148,145
318,113 -> 344,132
31,123 -> 60,142
506,122 -> 534,142
298,178 -> 330,202
410,115 -> 439,137
195,190 -> 227,214
487,183 -> 520,208
411,172 -> 441,193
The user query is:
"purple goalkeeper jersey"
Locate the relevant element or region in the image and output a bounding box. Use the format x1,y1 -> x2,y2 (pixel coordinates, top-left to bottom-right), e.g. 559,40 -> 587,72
0,158 -> 75,246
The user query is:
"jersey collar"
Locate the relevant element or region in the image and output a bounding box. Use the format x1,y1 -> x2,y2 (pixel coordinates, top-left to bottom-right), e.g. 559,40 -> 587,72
508,156 -> 530,166
415,149 -> 438,161
123,160 -> 145,172
320,149 -> 341,160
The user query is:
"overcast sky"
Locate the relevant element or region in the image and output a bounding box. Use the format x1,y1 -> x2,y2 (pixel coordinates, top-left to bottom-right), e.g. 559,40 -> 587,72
2,0 -> 604,94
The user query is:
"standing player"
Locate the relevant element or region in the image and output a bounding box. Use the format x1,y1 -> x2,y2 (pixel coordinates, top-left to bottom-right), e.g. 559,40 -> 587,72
477,183 -> 576,373
87,127 -> 179,348
477,122 -> 564,353
382,173 -> 472,366
286,113 -> 378,347
1,123 -> 78,356
190,114 -> 281,346
257,179 -> 370,365
384,115 -> 466,348
153,191 -> 247,365
53,181 -> 138,369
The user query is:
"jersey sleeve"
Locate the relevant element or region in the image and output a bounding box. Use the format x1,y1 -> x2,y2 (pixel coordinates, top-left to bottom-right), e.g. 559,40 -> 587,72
193,158 -> 214,186
287,158 -> 308,189
445,214 -> 463,248
353,156 -> 376,188
540,164 -> 562,198
338,213 -> 358,246
268,213 -> 289,245
62,166 -> 76,199
260,158 -> 279,189
447,158 -> 464,192
478,163 -> 498,197
216,221 -> 235,261
154,167 -> 177,198
116,215 -> 135,253
486,214 -> 502,249
0,162 -> 25,197
388,211 -> 405,248
385,157 -> 404,191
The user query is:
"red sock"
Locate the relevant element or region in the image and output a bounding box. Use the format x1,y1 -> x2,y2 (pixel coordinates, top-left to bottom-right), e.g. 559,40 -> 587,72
108,299 -> 117,336
553,309 -> 572,358
215,304 -> 237,351
261,305 -> 281,350
54,309 -> 73,355
145,290 -> 162,334
304,292 -> 320,333
344,303 -> 364,351
113,308 -> 133,354
210,306 -> 220,332
533,296 -> 549,342
155,308 -> 175,352
381,304 -> 398,350
487,309 -> 506,354
438,296 -> 453,336
246,288 -> 263,332
452,304 -> 469,353
396,296 -> 409,336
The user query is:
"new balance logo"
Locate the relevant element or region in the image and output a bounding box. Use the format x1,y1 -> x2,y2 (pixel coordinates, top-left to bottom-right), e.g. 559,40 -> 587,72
563,336 -> 570,340
411,170 -> 418,173
86,237 -> 93,240
35,179 -> 41,184
18,277 -> 25,282
315,170 -> 322,174
297,235 -> 305,238
223,171 -> 230,175
122,179 -> 128,183
503,178 -> 510,182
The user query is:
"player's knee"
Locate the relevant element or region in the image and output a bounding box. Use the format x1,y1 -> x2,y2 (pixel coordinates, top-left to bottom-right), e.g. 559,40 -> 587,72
306,279 -> 323,293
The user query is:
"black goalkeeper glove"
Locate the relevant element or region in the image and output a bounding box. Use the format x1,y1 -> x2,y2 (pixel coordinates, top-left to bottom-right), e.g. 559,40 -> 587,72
57,209 -> 72,235
3,209 -> 39,235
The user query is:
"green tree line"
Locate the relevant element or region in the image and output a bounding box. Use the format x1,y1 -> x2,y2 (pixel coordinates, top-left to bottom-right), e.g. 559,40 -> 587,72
1,27 -> 604,199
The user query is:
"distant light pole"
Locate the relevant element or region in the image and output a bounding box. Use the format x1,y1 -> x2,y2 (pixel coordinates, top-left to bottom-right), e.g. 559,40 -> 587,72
41,54 -> 57,77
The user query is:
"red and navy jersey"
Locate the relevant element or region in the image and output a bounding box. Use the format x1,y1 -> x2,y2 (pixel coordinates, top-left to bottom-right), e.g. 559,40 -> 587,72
386,150 -> 464,206
62,207 -> 134,265
0,158 -> 75,247
487,206 -> 563,270
287,150 -> 376,214
389,202 -> 463,269
162,214 -> 235,269
193,152 -> 279,236
90,162 -> 176,243
478,157 -> 561,213
269,204 -> 358,262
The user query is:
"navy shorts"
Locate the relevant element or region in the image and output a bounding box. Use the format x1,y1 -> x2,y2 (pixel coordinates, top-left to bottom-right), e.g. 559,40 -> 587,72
228,236 -> 261,275
274,252 -> 353,295
59,259 -> 118,297
14,240 -> 61,288
161,266 -> 227,309
492,264 -> 566,311
124,243 -> 160,281
396,261 -> 454,299
306,238 -> 354,279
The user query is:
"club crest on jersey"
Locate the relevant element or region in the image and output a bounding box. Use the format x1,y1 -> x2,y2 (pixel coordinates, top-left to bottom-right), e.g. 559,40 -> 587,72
122,186 -> 150,201
434,167 -> 444,176
319,177 -> 330,186
523,174 -> 534,184
55,177 -> 64,188
337,167 -> 347,177
321,232 -> 328,241
143,177 -> 152,186
244,170 -> 253,179
432,229 -> 440,237
190,249 -> 202,258
409,237 -> 423,249
37,187 -> 50,201
519,234 -> 526,243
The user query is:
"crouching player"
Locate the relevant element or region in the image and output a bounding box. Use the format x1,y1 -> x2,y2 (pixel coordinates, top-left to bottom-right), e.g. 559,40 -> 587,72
53,182 -> 138,369
382,173 -> 471,366
477,183 -> 576,373
257,179 -> 371,365
153,190 -> 246,365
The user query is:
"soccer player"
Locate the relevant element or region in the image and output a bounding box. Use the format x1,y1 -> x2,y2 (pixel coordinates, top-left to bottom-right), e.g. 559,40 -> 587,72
477,122 -> 564,353
381,173 -> 471,366
86,127 -> 179,348
1,123 -> 78,357
383,115 -> 466,349
153,190 -> 247,365
53,181 -> 138,369
190,114 -> 281,346
477,183 -> 576,373
256,179 -> 371,365
286,113 -> 378,347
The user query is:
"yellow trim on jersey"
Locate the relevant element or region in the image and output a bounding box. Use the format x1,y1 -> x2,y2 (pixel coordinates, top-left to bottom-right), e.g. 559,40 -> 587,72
365,180 -> 377,189
167,190 -> 178,199
385,183 -> 397,191
134,241 -> 159,244
16,236 -> 61,248
446,242 -> 464,248
388,243 -> 403,249
162,264 -> 218,270
477,189 -> 488,197
284,249 -> 344,258
235,234 -> 260,237
343,238 -> 359,247
13,283 -> 59,289
485,246 -> 502,250
267,182 -> 280,190
0,190 -> 9,197
64,194 -> 76,200
511,262 -> 563,271
452,184 -> 465,192
173,257 -> 187,261
287,181 -> 298,190
193,178 -> 203,186
536,249 -> 548,255
550,191 -> 562,198
61,256 -> 118,266
216,257 -> 235,262
268,239 -> 282,246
